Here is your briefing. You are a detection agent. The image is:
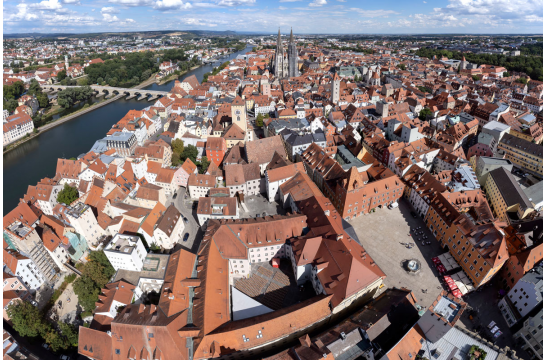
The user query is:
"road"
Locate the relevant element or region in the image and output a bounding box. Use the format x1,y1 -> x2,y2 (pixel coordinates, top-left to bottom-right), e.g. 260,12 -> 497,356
4,321 -> 61,360
173,188 -> 204,254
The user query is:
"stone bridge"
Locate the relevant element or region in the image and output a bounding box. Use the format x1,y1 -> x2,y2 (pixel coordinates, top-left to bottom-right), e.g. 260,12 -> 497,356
43,85 -> 169,101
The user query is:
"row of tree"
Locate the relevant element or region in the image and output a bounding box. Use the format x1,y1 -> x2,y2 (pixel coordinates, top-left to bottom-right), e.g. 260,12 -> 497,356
3,79 -> 50,114
415,47 -> 543,81
57,86 -> 95,109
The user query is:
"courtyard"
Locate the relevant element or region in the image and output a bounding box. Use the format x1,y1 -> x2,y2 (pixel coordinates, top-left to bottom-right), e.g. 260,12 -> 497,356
240,194 -> 287,218
347,199 -> 447,307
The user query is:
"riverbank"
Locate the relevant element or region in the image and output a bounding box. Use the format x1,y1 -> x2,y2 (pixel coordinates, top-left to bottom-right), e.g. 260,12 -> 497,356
156,65 -> 201,85
3,74 -> 160,154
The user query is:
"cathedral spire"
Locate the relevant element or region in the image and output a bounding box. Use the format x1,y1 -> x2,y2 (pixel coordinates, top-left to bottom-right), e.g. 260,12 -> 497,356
290,28 -> 294,43
277,28 -> 281,48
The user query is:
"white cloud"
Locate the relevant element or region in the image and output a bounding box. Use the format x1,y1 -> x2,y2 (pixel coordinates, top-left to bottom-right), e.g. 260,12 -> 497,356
102,13 -> 120,21
107,0 -> 154,7
337,0 -> 346,2
216,0 -> 255,6
30,0 -> 63,10
91,8 -> 95,11
279,0 -> 301,2
278,5 -> 287,9
101,6 -> 119,13
349,8 -> 399,17
154,0 -> 192,10
309,0 -> 326,7
4,3 -> 39,21
62,0 -> 81,4
423,1 -> 426,3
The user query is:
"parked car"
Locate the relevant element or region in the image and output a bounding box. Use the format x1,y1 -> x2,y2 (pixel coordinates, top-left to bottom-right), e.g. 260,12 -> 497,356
42,344 -> 50,350
388,202 -> 399,210
183,217 -> 189,223
183,233 -> 189,242
60,355 -> 70,360
410,211 -> 418,218
30,300 -> 38,307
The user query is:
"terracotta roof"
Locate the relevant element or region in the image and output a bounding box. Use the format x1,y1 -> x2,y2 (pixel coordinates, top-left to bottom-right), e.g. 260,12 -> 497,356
136,183 -> 163,201
95,280 -> 136,313
246,135 -> 287,165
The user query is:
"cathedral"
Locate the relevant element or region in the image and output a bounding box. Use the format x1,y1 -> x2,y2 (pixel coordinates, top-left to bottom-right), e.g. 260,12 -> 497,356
273,28 -> 298,79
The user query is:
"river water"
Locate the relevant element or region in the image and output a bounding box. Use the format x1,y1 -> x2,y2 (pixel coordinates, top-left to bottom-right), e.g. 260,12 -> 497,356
3,45 -> 253,214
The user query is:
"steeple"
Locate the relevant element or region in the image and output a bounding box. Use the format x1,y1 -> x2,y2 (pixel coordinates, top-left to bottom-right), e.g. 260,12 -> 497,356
277,28 -> 281,48
290,28 -> 294,43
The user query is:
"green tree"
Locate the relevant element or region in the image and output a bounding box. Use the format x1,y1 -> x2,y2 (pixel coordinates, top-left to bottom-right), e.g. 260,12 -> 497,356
503,71 -> 510,77
171,139 -> 184,154
37,93 -> 49,108
419,108 -> 432,121
83,261 -> 110,288
96,77 -> 104,85
256,113 -> 264,127
4,99 -> 19,113
198,156 -> 210,174
88,250 -> 115,279
171,152 -> 183,166
6,301 -> 48,338
397,64 -> 406,70
3,81 -> 25,100
180,145 -> 198,163
44,329 -> 68,352
57,183 -> 79,205
58,321 -> 79,347
57,70 -> 67,81
73,275 -> 100,312
472,75 -> 480,81
517,77 -> 528,84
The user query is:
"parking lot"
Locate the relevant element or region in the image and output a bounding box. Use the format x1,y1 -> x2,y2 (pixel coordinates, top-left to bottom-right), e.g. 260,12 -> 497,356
347,200 -> 446,307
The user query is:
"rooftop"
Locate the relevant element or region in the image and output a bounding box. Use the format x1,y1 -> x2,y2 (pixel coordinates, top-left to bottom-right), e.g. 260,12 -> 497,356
104,233 -> 141,255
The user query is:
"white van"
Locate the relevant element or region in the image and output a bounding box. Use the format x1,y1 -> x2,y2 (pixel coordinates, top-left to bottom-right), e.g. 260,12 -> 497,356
388,202 -> 399,209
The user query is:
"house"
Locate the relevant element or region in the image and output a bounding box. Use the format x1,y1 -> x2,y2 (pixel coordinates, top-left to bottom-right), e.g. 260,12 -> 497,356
224,163 -> 261,198
151,205 -> 185,249
155,168 -> 177,197
498,262 -> 542,327
174,158 -> 198,188
206,137 -> 227,167
135,183 -> 166,209
103,234 -> 147,271
3,113 -> 34,145
266,163 -> 306,202
187,173 -> 216,199
3,249 -> 46,290
245,135 -> 288,174
94,280 -> 135,321
197,196 -> 239,226
498,134 -> 543,177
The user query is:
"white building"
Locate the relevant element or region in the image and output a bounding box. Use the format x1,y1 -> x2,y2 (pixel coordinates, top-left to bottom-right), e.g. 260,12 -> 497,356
513,307 -> 543,360
65,203 -> 107,250
152,205 -> 185,249
3,250 -> 46,290
498,263 -> 543,327
104,234 -> 147,271
2,113 -> 35,145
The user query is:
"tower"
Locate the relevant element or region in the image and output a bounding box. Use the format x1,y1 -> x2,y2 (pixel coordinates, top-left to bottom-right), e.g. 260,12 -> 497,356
231,96 -> 247,134
287,28 -> 298,78
460,55 -> 467,71
331,72 -> 340,104
274,29 -> 285,79
64,55 -> 69,71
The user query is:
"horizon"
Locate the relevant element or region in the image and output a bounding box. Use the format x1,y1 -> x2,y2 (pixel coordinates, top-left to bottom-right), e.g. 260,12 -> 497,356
3,0 -> 543,35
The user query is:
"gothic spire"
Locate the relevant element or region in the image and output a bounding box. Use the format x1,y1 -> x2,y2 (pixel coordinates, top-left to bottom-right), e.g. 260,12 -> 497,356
277,28 -> 281,48
290,28 -> 294,43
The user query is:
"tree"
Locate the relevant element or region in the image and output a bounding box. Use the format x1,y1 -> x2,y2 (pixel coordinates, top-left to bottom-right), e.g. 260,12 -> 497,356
57,70 -> 67,82
171,139 -> 184,154
256,113 -> 264,127
198,156 -> 210,174
43,329 -> 68,352
6,301 -> 48,338
180,145 -> 198,164
503,71 -> 510,77
419,108 -> 432,121
88,250 -> 115,279
83,261 -> 110,288
58,321 -> 79,347
73,275 -> 100,312
171,152 -> 183,166
472,75 -> 480,81
397,64 -> 406,70
517,77 -> 528,84
57,183 -> 79,205
96,77 -> 104,85
37,93 -> 49,108
4,99 -> 18,113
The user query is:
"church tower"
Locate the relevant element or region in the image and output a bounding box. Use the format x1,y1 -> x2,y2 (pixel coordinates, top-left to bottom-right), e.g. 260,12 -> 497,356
331,72 -> 340,104
231,96 -> 247,133
64,55 -> 69,71
287,28 -> 298,78
274,29 -> 285,79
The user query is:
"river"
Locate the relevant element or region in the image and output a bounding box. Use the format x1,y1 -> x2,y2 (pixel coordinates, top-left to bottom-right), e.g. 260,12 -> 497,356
3,45 -> 253,214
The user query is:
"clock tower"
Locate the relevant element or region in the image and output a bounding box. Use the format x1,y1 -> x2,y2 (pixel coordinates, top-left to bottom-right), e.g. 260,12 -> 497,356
231,96 -> 247,132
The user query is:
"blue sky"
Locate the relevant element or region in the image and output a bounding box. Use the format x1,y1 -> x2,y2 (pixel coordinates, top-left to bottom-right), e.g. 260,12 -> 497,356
3,0 -> 544,34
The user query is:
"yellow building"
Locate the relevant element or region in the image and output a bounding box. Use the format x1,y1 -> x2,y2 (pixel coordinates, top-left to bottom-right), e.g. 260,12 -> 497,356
498,133 -> 543,177
484,167 -> 535,224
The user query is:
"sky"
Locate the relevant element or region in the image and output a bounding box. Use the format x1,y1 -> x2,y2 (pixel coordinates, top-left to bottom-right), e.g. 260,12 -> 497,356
3,0 -> 544,35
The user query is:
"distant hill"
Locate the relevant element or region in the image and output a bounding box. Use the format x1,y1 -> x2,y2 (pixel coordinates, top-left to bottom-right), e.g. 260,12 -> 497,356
2,30 -> 269,39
